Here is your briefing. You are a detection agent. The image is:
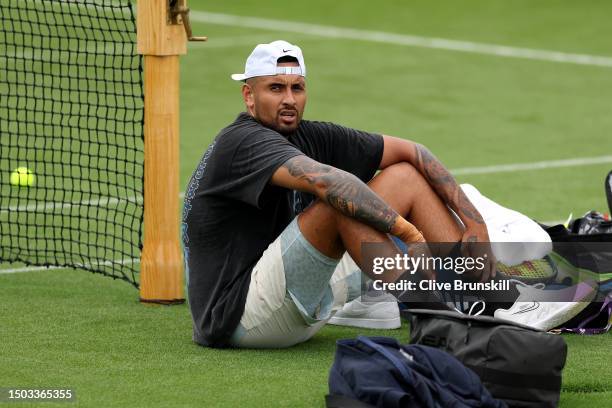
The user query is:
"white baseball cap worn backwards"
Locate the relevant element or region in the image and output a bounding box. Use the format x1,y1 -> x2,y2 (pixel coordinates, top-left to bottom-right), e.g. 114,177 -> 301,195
231,40 -> 306,81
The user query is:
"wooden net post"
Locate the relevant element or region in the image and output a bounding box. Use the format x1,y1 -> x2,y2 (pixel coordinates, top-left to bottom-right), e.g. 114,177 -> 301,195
137,0 -> 187,304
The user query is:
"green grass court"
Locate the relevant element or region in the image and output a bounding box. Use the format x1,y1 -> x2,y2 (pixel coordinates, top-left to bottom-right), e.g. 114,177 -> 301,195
1,0 -> 612,406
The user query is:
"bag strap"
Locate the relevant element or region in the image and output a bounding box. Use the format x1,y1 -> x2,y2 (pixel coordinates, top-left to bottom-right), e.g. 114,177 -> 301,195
357,336 -> 413,382
577,293 -> 612,328
559,294 -> 612,334
465,365 -> 561,391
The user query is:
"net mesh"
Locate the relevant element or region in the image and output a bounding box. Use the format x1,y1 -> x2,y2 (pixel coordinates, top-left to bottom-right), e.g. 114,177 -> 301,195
0,0 -> 144,287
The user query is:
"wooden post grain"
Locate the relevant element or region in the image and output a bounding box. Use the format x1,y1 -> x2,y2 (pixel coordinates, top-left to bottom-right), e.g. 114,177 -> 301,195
137,0 -> 187,303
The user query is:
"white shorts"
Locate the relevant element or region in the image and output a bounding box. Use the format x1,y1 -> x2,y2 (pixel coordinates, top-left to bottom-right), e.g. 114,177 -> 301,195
229,218 -> 361,348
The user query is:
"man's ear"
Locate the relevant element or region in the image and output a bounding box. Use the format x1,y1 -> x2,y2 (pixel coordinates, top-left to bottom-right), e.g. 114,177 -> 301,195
242,83 -> 255,113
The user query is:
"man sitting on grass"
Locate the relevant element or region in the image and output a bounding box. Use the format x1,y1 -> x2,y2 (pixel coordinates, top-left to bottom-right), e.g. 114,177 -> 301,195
183,40 -> 494,348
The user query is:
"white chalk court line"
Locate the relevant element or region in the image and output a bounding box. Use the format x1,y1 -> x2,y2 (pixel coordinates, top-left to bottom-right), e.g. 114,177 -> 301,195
1,156 -> 611,214
0,195 -> 142,214
5,5 -> 612,67
452,155 -> 612,175
0,264 -> 64,274
0,257 -> 139,274
190,11 -> 612,68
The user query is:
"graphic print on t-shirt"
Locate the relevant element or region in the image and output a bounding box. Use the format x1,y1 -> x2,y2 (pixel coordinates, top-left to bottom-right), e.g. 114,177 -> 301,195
182,140 -> 217,285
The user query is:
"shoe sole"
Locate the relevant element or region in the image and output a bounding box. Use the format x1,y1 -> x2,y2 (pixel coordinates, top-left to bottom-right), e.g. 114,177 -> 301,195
534,300 -> 593,331
495,297 -> 595,331
540,283 -> 598,330
494,291 -> 597,331
327,316 -> 401,329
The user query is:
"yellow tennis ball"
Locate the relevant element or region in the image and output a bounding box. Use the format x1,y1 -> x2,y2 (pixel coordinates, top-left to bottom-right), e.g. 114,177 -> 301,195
10,167 -> 35,187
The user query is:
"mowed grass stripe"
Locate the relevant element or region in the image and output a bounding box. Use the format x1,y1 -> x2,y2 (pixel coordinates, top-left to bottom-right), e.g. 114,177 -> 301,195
191,11 -> 612,68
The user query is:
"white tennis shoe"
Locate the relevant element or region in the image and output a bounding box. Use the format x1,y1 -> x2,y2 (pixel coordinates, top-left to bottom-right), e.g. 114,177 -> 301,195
328,295 -> 401,329
494,281 -> 597,331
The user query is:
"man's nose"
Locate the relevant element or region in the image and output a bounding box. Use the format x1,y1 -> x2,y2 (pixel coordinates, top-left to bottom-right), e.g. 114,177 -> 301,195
282,89 -> 297,106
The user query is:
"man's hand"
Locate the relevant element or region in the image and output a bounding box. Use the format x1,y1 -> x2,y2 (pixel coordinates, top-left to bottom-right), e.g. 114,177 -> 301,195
460,223 -> 497,282
390,217 -> 425,243
390,218 -> 437,280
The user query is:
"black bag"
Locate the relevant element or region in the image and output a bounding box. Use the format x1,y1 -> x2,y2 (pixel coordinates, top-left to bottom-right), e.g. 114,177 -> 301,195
543,219 -> 612,329
405,309 -> 567,408
542,169 -> 612,268
326,336 -> 506,408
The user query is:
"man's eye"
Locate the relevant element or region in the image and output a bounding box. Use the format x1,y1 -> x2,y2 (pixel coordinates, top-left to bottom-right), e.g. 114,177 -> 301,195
292,86 -> 304,92
270,85 -> 281,92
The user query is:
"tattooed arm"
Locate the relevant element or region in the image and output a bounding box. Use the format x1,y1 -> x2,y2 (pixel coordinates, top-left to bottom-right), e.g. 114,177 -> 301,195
270,155 -> 424,243
414,144 -> 486,227
380,135 -> 486,229
380,135 -> 496,280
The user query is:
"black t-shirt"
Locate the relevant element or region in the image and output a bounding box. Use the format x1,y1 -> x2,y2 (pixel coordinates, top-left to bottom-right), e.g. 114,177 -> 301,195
183,112 -> 384,347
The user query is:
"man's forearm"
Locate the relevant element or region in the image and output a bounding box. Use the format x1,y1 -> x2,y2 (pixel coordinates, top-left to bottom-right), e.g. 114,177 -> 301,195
413,143 -> 485,227
283,156 -> 409,237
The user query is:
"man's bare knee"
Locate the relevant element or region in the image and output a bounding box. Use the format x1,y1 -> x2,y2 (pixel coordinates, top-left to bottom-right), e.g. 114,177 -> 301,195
297,199 -> 344,259
367,162 -> 429,214
370,162 -> 421,188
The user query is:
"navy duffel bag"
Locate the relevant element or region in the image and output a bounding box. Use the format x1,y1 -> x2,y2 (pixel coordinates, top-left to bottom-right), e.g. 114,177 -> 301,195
327,336 -> 506,408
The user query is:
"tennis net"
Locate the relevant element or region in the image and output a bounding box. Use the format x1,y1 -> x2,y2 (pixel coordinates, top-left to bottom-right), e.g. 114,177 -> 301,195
0,0 -> 144,286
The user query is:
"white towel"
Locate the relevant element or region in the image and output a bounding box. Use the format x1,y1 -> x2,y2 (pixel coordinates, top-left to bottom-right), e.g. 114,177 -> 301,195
460,184 -> 552,266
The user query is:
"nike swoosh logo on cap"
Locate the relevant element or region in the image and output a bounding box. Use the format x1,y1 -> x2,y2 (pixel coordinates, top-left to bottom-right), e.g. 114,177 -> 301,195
283,49 -> 291,53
